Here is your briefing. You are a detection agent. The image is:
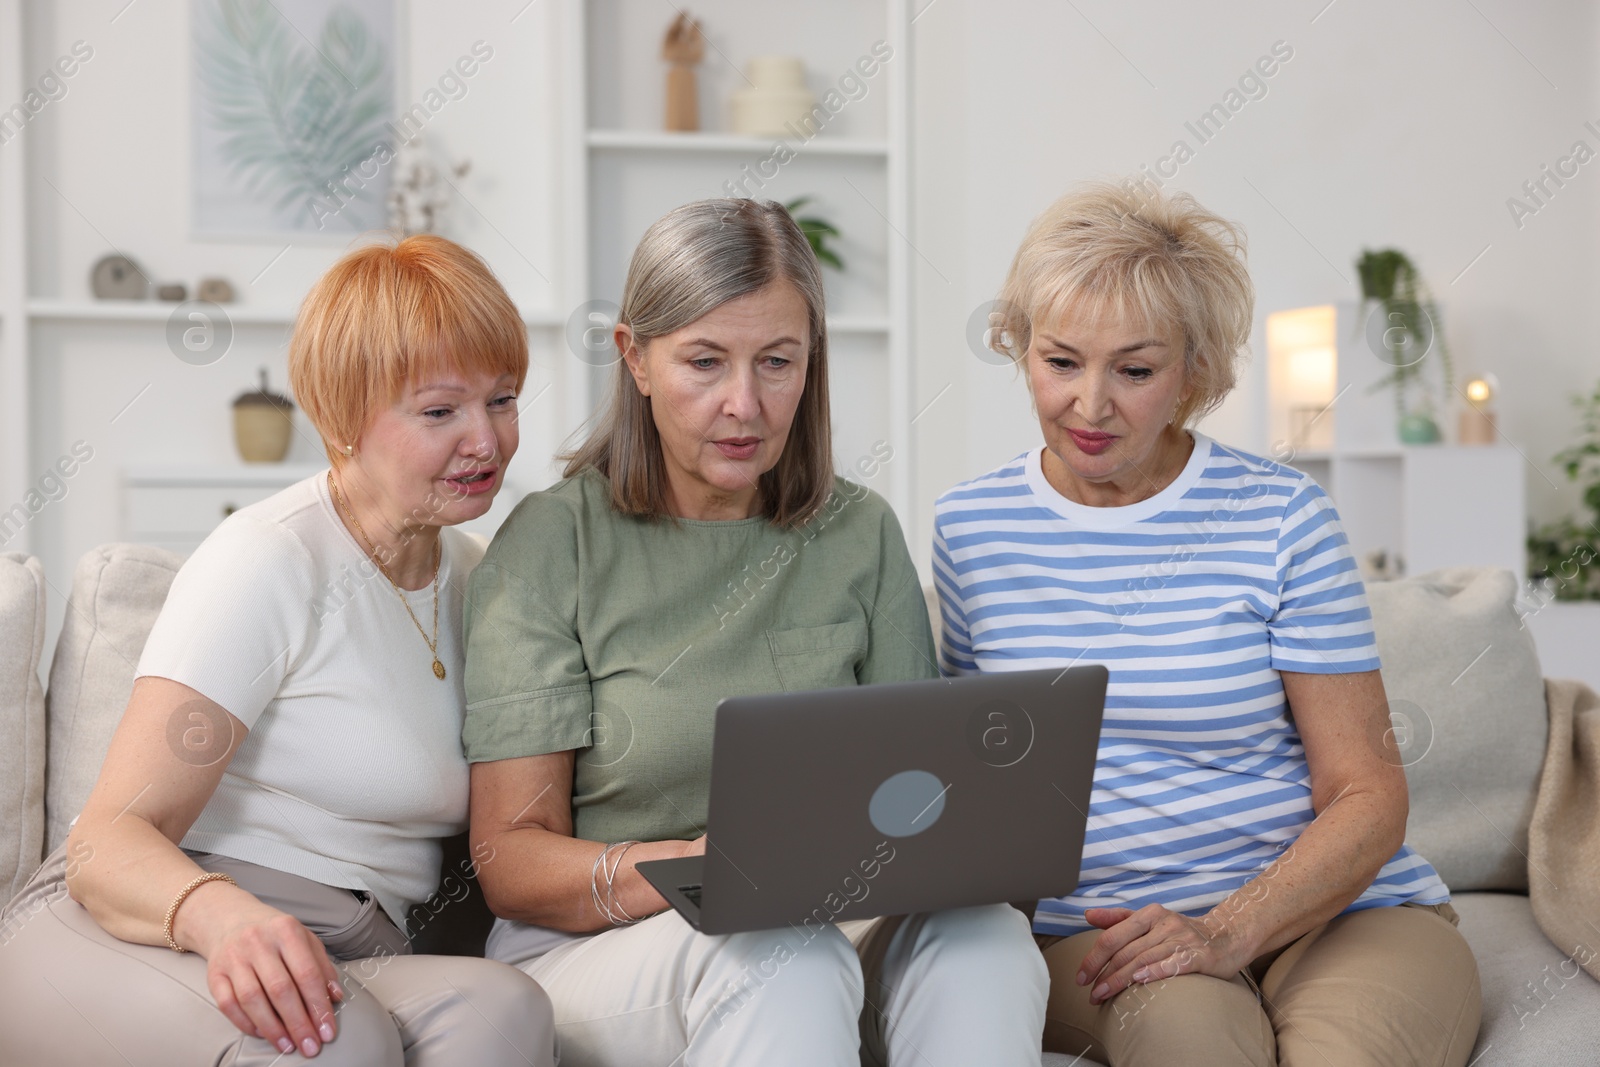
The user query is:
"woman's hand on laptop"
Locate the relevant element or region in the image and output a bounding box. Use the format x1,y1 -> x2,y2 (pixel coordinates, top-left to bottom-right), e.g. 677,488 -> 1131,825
606,836 -> 710,919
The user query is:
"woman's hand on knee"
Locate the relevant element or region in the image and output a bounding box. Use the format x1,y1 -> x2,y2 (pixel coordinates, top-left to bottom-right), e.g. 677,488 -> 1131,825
1077,905 -> 1250,1006
196,894 -> 344,1058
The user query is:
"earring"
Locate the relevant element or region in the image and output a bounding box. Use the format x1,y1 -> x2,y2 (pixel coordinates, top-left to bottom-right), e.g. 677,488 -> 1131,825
341,443 -> 355,456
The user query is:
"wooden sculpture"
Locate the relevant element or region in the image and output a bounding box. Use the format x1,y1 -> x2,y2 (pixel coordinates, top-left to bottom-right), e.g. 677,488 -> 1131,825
662,12 -> 704,132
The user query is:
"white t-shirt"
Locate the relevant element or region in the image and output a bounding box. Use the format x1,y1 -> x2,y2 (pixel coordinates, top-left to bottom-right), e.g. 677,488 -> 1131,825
138,472 -> 487,927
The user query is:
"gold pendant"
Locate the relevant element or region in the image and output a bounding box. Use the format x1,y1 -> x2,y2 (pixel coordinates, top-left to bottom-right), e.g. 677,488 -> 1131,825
432,658 -> 446,680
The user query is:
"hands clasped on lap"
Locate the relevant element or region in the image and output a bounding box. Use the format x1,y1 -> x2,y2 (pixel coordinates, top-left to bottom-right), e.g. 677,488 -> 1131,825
1076,904 -> 1252,1007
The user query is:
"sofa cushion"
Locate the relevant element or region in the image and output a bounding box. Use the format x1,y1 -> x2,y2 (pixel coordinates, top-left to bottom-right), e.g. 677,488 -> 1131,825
1452,891 -> 1600,1063
0,553 -> 47,902
45,545 -> 184,852
1366,568 -> 1547,893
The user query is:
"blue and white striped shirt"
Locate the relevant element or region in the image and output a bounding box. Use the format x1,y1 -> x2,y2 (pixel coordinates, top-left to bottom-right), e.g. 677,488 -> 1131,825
933,434 -> 1449,935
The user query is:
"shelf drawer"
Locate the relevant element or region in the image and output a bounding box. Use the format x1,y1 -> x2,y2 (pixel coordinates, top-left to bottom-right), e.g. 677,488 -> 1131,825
124,484 -> 287,539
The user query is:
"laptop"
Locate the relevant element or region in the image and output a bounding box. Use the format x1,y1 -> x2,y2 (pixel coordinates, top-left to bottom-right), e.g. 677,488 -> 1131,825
635,665 -> 1107,935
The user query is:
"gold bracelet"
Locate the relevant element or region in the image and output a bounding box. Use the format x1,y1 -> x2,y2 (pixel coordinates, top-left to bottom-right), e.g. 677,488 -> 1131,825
163,872 -> 237,953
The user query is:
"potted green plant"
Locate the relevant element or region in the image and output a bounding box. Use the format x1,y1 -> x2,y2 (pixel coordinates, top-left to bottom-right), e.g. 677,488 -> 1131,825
1527,378 -> 1600,600
784,197 -> 843,271
1355,249 -> 1455,443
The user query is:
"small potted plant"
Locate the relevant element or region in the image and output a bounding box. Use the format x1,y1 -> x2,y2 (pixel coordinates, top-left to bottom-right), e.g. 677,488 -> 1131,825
1355,248 -> 1455,443
784,197 -> 843,271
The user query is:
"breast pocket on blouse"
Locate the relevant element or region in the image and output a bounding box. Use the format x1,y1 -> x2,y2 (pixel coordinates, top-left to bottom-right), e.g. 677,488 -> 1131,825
767,620 -> 869,692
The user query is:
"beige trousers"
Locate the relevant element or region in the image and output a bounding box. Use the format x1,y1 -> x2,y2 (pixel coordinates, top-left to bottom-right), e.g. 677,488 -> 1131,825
0,843 -> 556,1067
1038,902 -> 1482,1067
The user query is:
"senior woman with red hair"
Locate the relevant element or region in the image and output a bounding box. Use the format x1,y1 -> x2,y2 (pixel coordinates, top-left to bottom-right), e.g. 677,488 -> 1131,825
0,235 -> 555,1066
934,182 -> 1481,1066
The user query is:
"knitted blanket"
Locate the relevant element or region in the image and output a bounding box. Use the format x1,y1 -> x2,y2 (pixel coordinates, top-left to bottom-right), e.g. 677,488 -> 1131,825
1529,678 -> 1600,982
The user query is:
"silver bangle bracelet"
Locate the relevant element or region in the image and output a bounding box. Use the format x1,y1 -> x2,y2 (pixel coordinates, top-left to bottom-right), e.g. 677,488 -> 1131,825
605,841 -> 641,924
590,840 -> 643,927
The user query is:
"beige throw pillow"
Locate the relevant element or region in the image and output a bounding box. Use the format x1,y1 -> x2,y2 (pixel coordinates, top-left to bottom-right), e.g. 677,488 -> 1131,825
1366,566 -> 1547,893
0,554 -> 47,901
45,545 -> 184,853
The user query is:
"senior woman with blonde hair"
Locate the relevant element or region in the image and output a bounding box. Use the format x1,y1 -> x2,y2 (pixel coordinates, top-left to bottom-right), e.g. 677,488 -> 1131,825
463,197 -> 1047,1066
932,182 -> 1481,1066
0,235 -> 555,1066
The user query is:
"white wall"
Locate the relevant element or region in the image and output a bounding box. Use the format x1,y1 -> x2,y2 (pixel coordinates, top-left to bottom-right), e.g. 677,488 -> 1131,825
907,0 -> 1600,570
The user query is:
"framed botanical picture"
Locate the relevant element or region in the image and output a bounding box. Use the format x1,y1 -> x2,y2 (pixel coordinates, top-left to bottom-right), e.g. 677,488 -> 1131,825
191,0 -> 400,238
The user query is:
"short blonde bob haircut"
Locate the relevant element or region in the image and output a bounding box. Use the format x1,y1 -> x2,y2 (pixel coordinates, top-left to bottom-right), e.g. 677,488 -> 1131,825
290,234 -> 528,464
563,198 -> 832,527
991,180 -> 1254,428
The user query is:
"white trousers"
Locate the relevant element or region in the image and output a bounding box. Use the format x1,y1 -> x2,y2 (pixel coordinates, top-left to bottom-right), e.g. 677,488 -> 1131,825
505,904 -> 1047,1067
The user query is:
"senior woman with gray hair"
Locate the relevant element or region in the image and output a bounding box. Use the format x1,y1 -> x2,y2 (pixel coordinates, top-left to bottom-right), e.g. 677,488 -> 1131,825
461,198 -> 1047,1066
933,181 -> 1481,1066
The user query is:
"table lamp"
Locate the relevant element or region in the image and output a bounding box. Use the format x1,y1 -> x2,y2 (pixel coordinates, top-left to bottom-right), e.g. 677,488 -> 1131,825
1459,374 -> 1498,445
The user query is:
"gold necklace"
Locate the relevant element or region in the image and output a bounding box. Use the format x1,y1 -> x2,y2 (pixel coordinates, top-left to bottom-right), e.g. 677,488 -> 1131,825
328,473 -> 446,680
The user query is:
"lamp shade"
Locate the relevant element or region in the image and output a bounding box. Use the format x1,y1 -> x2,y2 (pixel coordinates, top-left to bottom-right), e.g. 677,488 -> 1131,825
1267,305 -> 1338,450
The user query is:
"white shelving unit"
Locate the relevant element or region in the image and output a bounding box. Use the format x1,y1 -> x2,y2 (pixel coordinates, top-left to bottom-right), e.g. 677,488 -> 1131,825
24,299 -> 568,329
586,129 -> 889,157
1285,446 -> 1526,578
122,463 -> 325,555
0,0 -> 30,545
560,0 -> 914,520
122,462 -> 528,555
27,299 -> 299,326
0,0 -> 916,688
1266,302 -> 1528,579
2,1 -> 580,586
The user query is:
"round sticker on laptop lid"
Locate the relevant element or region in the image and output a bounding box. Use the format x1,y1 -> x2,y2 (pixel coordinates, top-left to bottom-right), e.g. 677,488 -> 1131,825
869,769 -> 949,838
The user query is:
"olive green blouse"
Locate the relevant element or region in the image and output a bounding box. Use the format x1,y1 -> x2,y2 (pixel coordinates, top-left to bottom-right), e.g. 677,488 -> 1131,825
462,469 -> 937,845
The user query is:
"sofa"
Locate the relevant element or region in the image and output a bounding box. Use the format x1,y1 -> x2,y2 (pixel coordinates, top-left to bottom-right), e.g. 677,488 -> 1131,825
2,545 -> 1596,1065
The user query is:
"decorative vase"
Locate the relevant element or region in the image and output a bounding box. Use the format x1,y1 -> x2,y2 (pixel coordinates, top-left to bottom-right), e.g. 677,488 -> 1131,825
661,12 -> 704,131
233,369 -> 294,463
1397,412 -> 1441,444
731,57 -> 814,138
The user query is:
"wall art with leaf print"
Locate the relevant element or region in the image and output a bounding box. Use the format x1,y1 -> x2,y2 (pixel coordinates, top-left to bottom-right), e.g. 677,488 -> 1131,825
192,0 -> 397,237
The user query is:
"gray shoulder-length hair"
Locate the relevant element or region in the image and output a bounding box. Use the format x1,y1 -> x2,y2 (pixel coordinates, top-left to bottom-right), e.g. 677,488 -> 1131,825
562,198 -> 833,527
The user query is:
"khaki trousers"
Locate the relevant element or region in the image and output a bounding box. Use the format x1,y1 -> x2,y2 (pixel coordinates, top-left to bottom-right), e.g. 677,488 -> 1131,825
1038,902 -> 1482,1067
0,843 -> 556,1067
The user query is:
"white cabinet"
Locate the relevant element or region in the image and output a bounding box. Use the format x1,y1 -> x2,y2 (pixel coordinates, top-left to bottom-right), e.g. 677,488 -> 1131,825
1282,447 -> 1526,579
1265,301 -> 1528,579
122,465 -> 323,555
122,462 -> 536,555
